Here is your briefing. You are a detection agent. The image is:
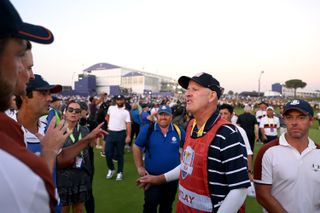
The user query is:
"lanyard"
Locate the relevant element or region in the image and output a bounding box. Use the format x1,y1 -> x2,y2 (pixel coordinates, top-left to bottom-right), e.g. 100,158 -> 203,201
68,124 -> 83,155
54,110 -> 60,125
191,120 -> 207,137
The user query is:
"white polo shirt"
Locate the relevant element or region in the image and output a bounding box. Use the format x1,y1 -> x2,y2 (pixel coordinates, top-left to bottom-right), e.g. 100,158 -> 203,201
254,133 -> 320,213
259,116 -> 280,136
107,105 -> 131,131
255,110 -> 266,123
0,150 -> 50,213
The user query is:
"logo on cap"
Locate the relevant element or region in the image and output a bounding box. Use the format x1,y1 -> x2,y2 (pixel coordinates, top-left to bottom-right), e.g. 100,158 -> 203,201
290,100 -> 300,105
194,72 -> 204,77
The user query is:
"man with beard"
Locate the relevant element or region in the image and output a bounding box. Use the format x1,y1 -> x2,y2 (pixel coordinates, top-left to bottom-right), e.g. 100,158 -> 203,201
133,105 -> 185,213
105,94 -> 131,181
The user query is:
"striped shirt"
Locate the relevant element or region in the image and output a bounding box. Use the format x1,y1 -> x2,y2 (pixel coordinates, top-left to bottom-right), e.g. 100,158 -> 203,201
191,110 -> 250,211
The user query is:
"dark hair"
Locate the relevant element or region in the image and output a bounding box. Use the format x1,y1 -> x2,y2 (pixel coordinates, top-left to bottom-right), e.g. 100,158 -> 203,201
89,96 -> 94,102
65,100 -> 81,111
26,40 -> 32,50
15,91 -> 34,109
219,103 -> 234,114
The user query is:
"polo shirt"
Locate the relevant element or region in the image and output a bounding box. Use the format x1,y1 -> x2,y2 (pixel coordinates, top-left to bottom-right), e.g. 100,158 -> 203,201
0,150 -> 50,213
191,110 -> 250,211
254,134 -> 320,213
12,113 -> 46,153
259,116 -> 280,136
135,123 -> 186,175
255,110 -> 266,124
107,105 -> 131,131
140,111 -> 151,127
0,112 -> 56,212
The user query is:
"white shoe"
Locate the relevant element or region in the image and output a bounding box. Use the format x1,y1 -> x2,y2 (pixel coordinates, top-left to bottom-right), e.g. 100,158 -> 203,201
106,170 -> 115,179
116,172 -> 123,181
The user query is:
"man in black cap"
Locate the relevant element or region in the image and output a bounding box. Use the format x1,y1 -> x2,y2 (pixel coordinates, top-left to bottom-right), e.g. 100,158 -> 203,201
105,94 -> 131,181
15,74 -> 62,155
138,72 -> 250,212
254,99 -> 320,213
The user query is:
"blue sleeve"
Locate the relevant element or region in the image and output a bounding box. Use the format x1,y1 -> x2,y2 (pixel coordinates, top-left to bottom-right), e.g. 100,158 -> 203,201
47,110 -> 55,127
135,124 -> 150,148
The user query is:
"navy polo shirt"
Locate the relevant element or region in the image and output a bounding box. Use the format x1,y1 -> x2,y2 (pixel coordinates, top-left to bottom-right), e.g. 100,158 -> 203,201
135,123 -> 186,175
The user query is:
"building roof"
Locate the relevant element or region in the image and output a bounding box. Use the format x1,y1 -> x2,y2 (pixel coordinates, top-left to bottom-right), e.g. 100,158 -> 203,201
83,63 -> 120,72
122,72 -> 144,77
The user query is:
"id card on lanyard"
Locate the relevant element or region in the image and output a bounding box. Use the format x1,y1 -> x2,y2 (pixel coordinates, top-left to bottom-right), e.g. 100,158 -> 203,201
69,124 -> 83,168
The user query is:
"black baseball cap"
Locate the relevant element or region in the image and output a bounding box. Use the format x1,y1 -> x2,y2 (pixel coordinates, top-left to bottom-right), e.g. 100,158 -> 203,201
0,0 -> 54,44
283,99 -> 314,117
178,72 -> 223,99
27,74 -> 62,94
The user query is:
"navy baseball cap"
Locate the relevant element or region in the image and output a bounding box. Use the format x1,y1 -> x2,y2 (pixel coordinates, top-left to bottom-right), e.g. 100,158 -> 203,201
116,94 -> 125,100
0,0 -> 54,44
51,95 -> 61,103
27,74 -> 62,94
157,105 -> 172,115
283,99 -> 314,117
178,72 -> 223,99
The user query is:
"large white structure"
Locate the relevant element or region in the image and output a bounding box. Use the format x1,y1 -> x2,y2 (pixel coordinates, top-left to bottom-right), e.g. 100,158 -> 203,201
282,87 -> 320,98
83,63 -> 177,94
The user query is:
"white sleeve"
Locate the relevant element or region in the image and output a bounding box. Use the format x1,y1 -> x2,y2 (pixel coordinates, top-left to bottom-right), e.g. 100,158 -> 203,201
125,110 -> 131,123
254,151 -> 273,185
164,164 -> 180,182
217,188 -> 247,213
259,118 -> 264,128
238,127 -> 253,155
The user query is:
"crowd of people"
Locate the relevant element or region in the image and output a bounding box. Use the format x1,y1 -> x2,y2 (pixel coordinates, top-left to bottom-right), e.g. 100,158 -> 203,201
1,1 -> 320,213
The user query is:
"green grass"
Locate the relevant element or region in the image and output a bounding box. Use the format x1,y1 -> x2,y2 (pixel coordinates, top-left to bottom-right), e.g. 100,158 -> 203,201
92,121 -> 320,213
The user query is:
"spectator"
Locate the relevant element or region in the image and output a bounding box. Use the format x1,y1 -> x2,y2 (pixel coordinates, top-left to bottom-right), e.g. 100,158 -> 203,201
254,99 -> 320,212
259,106 -> 280,143
237,105 -> 259,152
138,72 -> 250,212
57,101 -> 92,213
105,95 -> 131,181
133,105 -> 185,213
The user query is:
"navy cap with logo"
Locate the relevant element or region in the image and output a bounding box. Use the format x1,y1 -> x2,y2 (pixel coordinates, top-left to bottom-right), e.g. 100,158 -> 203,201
283,99 -> 314,117
116,94 -> 125,100
0,0 -> 54,44
27,74 -> 62,94
157,105 -> 172,115
178,72 -> 223,99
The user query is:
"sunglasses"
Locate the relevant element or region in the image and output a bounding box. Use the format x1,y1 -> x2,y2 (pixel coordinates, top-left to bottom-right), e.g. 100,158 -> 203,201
67,107 -> 81,114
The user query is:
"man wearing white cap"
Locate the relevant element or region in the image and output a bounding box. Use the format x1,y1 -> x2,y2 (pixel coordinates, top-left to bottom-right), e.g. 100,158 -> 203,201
259,106 -> 280,143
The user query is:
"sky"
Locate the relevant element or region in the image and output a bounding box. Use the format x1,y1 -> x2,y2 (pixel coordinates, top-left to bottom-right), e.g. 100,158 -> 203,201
13,0 -> 320,93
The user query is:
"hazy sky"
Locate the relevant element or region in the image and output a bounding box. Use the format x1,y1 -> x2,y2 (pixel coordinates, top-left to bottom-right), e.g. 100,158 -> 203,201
13,0 -> 320,93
